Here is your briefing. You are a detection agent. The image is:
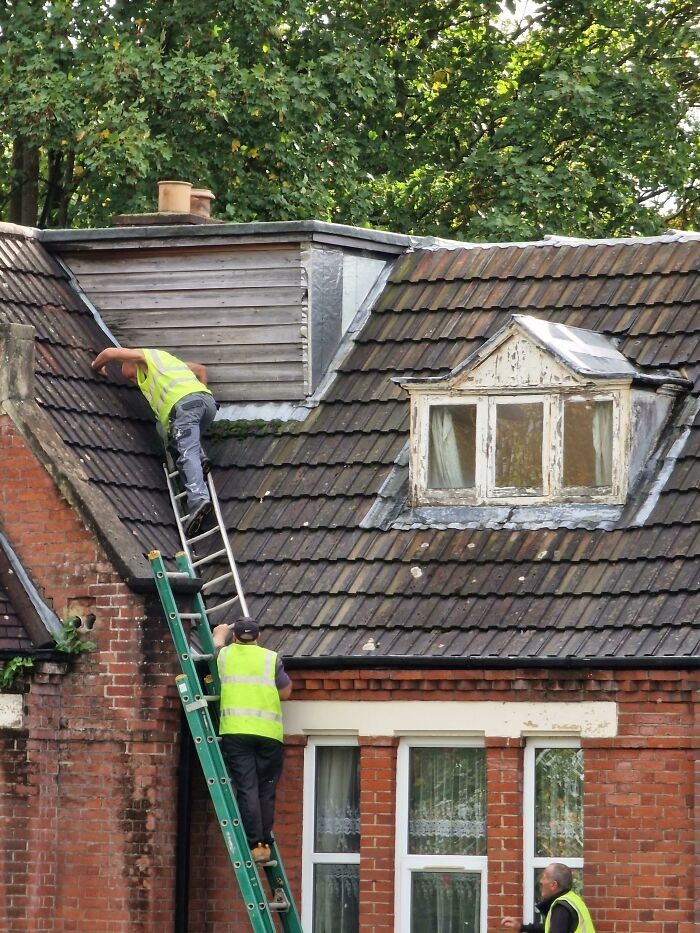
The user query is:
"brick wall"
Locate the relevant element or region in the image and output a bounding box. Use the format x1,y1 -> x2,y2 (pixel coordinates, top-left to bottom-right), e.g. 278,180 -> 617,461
1,416 -> 697,932
0,414 -> 181,932
187,666 -> 697,933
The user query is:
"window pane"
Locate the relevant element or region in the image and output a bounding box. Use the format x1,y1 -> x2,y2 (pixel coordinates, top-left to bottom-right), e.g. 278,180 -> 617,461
314,746 -> 360,853
411,871 -> 481,933
428,405 -> 476,489
409,747 -> 486,855
495,402 -> 543,490
535,748 -> 583,858
563,399 -> 613,487
313,864 -> 359,933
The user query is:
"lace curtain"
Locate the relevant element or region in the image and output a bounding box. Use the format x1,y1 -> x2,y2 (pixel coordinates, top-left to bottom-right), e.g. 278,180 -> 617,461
535,747 -> 583,857
411,871 -> 481,933
313,864 -> 359,933
314,746 -> 360,854
409,747 -> 486,856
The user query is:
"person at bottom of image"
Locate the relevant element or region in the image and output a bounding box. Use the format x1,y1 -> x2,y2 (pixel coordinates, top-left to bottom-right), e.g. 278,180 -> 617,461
502,862 -> 596,933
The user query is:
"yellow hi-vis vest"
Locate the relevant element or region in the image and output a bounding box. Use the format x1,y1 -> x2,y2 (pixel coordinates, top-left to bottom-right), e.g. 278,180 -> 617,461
136,349 -> 212,428
218,643 -> 283,742
545,891 -> 596,933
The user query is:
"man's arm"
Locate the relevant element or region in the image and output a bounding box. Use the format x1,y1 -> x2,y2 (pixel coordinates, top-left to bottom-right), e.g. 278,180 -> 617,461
92,346 -> 146,376
185,362 -> 208,385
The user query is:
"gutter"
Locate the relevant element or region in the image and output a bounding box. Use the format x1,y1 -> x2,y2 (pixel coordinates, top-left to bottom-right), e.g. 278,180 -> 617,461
282,653 -> 700,671
0,648 -> 71,663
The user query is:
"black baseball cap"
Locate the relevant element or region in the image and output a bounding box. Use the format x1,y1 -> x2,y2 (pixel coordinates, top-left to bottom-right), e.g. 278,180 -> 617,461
233,616 -> 259,641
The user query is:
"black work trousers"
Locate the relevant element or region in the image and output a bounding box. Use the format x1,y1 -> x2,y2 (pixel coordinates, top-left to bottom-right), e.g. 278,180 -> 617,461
221,734 -> 284,846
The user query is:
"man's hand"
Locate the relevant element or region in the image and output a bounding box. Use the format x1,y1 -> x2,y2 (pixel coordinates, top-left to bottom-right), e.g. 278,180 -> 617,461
92,346 -> 145,376
212,623 -> 231,649
502,919 -> 521,930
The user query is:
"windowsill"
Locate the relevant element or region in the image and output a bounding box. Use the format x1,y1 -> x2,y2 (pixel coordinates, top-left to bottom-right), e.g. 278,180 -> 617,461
391,502 -> 624,531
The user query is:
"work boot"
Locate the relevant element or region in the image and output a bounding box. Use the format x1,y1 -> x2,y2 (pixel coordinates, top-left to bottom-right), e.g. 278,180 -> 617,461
185,499 -> 212,536
251,842 -> 271,864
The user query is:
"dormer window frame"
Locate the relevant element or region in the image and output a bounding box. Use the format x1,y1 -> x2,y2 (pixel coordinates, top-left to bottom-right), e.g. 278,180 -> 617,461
411,383 -> 630,508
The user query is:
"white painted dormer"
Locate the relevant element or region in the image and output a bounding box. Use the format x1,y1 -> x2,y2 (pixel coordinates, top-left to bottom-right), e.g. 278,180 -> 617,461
397,316 -> 687,510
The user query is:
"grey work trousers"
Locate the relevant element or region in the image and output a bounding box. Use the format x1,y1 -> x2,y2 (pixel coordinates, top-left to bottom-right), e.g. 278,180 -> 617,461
168,392 -> 218,508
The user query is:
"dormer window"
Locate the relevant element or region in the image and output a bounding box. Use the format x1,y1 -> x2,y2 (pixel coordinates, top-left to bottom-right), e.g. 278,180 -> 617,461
398,316 -> 686,510
426,394 -> 616,503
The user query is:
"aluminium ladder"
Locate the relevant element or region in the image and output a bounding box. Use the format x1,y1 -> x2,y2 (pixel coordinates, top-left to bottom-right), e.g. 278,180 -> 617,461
150,460 -> 304,933
164,457 -> 249,627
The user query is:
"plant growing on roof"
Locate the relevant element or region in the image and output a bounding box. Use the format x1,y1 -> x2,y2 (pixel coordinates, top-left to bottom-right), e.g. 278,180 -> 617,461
0,656 -> 34,690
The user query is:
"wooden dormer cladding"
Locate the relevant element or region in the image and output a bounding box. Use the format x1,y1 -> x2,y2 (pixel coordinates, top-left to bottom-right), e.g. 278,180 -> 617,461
44,223 -> 409,405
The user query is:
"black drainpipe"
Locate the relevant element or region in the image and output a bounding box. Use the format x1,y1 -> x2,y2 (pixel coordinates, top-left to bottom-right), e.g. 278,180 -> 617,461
175,710 -> 193,933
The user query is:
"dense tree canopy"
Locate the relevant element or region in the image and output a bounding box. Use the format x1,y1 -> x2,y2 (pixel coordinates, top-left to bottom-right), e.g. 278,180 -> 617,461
1,0 -> 698,239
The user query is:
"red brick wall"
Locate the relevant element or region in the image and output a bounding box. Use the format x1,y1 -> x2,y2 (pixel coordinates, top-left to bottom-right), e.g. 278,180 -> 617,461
0,414 -> 181,932
186,667 -> 698,933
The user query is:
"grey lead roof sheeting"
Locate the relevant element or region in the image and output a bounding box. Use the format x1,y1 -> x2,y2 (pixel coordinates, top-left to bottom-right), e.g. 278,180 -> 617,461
0,225 -> 699,662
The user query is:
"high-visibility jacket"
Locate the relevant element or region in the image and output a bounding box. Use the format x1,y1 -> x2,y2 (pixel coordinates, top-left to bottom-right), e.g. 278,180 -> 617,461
218,643 -> 283,742
545,891 -> 596,933
136,349 -> 212,428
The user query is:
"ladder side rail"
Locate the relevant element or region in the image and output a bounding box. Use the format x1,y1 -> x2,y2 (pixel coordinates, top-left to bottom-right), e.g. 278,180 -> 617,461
163,462 -> 195,564
174,550 -> 222,695
207,471 -> 249,616
265,840 -> 305,933
175,674 -> 278,933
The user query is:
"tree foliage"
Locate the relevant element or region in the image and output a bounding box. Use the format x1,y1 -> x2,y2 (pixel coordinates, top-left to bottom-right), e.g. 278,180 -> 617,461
0,0 -> 697,238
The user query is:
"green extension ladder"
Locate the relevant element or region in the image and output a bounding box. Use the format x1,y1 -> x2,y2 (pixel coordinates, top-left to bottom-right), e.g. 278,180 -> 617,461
149,548 -> 304,933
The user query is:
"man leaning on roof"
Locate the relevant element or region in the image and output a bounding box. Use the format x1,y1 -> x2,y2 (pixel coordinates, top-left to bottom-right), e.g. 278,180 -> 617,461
92,346 -> 217,534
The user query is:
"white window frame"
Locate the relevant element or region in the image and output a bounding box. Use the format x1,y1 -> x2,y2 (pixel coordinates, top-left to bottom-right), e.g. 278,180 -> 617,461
523,737 -> 584,922
395,737 -> 488,932
302,737 -> 361,933
413,389 -> 626,506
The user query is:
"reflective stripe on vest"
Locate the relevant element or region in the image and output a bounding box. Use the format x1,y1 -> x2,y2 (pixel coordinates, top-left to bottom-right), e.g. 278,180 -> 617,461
136,349 -> 211,427
218,643 -> 283,742
545,891 -> 596,933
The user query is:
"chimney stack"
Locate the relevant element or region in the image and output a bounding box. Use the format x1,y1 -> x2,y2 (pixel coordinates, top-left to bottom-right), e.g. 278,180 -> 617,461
112,181 -> 220,226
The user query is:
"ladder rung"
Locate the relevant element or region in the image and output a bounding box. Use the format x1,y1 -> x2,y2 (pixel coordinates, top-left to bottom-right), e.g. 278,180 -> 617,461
192,547 -> 227,568
167,468 -> 180,480
205,694 -> 220,702
267,889 -> 290,911
202,571 -> 234,592
179,612 -> 203,621
206,595 -> 240,616
187,525 -> 221,544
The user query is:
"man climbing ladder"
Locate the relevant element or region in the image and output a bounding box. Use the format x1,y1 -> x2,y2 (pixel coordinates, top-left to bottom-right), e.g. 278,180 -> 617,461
92,345 -> 217,534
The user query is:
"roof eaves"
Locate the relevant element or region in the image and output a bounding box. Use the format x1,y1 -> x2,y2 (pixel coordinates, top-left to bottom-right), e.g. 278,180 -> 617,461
0,322 -> 153,591
0,531 -> 62,647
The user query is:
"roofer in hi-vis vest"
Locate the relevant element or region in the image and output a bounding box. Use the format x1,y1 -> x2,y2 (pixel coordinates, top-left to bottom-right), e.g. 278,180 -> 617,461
92,346 -> 217,534
502,862 -> 596,933
212,616 -> 293,864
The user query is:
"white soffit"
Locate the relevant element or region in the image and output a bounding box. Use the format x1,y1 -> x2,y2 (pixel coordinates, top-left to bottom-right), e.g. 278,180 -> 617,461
283,700 -> 617,738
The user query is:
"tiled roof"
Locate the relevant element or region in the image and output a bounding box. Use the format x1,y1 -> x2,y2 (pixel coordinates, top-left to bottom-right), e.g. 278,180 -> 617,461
0,227 -> 178,562
208,234 -> 700,663
0,581 -> 29,653
0,532 -> 63,653
1,224 -> 699,664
